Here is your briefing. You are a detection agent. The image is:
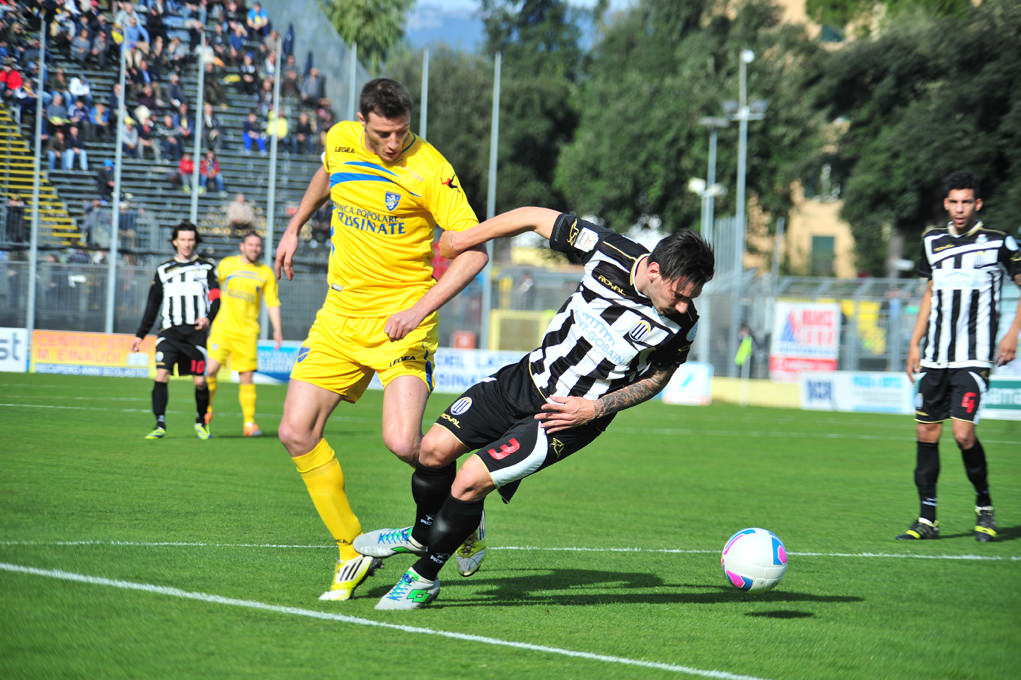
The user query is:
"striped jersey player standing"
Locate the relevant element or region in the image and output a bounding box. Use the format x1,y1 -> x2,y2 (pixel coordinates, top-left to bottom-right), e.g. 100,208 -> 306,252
899,170 -> 1021,542
131,221 -> 220,440
272,78 -> 490,602
354,206 -> 715,609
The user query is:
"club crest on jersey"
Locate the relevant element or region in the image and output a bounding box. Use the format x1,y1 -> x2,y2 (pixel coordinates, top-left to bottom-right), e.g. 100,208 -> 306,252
450,397 -> 472,415
385,191 -> 401,211
628,320 -> 652,342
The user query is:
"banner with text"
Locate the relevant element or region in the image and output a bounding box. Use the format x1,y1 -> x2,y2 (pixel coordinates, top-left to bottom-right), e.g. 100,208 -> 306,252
31,330 -> 155,377
0,327 -> 29,373
770,301 -> 841,382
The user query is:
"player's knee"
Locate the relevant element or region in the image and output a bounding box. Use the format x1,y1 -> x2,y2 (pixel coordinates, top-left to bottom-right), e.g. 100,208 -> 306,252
954,431 -> 976,450
277,418 -> 312,456
382,430 -> 419,465
451,457 -> 494,502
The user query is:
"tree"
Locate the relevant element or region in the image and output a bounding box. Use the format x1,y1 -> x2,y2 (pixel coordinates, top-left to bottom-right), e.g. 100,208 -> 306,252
557,0 -> 825,242
320,0 -> 415,75
816,2 -> 1021,274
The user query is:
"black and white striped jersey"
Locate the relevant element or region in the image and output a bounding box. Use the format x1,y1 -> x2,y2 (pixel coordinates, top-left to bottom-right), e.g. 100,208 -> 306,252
136,257 -> 220,336
527,214 -> 699,399
917,221 -> 1021,368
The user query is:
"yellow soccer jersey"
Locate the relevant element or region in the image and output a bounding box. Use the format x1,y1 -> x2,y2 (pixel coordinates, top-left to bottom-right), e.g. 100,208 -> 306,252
322,120 -> 479,317
213,255 -> 280,337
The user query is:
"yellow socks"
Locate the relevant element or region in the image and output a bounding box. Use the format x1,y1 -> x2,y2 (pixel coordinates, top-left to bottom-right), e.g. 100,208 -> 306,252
206,373 -> 217,415
239,383 -> 256,424
293,439 -> 361,561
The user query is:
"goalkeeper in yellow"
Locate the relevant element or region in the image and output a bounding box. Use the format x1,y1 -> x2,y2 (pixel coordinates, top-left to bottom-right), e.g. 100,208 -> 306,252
273,78 -> 489,601
206,231 -> 283,436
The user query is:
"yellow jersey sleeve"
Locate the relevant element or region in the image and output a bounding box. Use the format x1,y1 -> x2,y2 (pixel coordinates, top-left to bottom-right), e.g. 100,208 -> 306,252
320,121 -> 479,317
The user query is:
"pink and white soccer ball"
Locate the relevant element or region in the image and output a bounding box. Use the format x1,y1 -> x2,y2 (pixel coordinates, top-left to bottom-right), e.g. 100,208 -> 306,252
721,528 -> 787,592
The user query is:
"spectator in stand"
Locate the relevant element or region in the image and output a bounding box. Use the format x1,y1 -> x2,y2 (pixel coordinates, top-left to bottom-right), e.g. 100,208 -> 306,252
46,128 -> 69,171
145,3 -> 168,45
280,53 -> 301,100
64,124 -> 89,171
226,192 -> 255,237
137,113 -> 161,162
300,67 -> 325,109
122,116 -> 140,158
209,21 -> 229,65
166,72 -> 186,110
69,97 -> 91,139
107,82 -> 124,128
165,35 -> 189,72
89,100 -> 110,141
201,150 -> 226,195
237,51 -> 259,96
255,77 -> 274,117
222,0 -> 246,34
129,57 -> 162,105
124,15 -> 151,68
50,68 -> 73,107
201,101 -> 223,152
316,99 -> 335,149
265,108 -> 289,153
203,60 -> 226,108
261,47 -> 277,81
68,74 -> 93,108
241,110 -> 266,154
293,110 -> 315,155
173,100 -> 194,148
136,83 -> 159,116
148,34 -> 167,79
115,2 -> 143,31
160,112 -> 181,161
45,93 -> 71,135
171,151 -> 195,191
89,13 -> 114,68
70,26 -> 91,64
1,60 -> 24,103
247,2 -> 270,38
96,159 -> 116,200
228,21 -> 246,53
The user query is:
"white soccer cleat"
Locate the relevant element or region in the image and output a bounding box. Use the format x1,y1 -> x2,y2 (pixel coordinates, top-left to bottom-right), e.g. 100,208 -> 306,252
455,509 -> 486,577
318,554 -> 382,601
353,527 -> 427,558
375,568 -> 439,610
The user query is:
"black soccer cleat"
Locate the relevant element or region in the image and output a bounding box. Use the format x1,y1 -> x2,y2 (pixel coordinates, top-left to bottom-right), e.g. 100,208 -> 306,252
974,506 -> 997,542
896,518 -> 939,540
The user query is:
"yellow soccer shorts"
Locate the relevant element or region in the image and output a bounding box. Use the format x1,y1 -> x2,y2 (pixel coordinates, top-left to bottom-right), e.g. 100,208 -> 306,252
290,309 -> 438,403
208,326 -> 259,373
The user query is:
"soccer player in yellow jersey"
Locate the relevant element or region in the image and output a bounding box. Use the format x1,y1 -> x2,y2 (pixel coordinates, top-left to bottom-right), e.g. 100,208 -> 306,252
274,78 -> 490,601
206,232 -> 283,436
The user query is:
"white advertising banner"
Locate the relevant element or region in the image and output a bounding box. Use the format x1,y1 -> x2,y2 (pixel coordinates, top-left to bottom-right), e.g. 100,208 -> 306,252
661,361 -> 713,405
0,327 -> 29,373
770,301 -> 841,382
800,371 -> 913,414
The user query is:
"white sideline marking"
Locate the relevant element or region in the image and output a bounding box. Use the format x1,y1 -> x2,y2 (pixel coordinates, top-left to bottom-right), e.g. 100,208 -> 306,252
2,540 -> 1016,561
0,561 -> 769,680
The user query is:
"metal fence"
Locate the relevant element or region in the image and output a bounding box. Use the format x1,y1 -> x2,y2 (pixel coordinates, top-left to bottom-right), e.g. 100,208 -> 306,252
4,248 -> 1018,380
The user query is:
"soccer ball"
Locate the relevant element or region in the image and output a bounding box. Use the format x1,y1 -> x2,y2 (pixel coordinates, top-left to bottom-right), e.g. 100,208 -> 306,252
721,528 -> 787,592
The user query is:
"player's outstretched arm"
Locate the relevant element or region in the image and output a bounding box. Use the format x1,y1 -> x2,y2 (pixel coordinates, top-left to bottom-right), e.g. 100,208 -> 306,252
274,166 -> 330,280
437,206 -> 559,259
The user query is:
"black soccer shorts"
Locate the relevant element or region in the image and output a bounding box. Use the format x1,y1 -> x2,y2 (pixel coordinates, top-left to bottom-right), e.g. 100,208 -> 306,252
154,326 -> 209,376
914,367 -> 990,424
435,356 -> 613,502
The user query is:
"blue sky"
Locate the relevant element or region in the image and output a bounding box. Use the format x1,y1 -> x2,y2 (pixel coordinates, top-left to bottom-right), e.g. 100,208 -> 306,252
406,1 -> 636,51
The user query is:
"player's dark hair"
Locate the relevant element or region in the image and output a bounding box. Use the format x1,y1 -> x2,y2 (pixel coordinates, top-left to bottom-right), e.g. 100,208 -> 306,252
170,220 -> 202,245
649,230 -> 715,286
241,230 -> 262,243
944,169 -> 980,197
359,78 -> 412,120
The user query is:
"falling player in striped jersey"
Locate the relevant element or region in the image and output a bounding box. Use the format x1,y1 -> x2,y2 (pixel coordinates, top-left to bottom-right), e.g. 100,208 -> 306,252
131,221 -> 220,440
354,206 -> 715,609
899,170 -> 1021,542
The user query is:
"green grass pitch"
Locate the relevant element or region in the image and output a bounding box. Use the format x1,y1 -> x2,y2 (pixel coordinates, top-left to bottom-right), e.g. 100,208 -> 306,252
1,373 -> 1019,679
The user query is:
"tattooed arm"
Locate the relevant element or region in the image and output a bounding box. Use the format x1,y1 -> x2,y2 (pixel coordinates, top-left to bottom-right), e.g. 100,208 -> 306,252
534,365 -> 677,434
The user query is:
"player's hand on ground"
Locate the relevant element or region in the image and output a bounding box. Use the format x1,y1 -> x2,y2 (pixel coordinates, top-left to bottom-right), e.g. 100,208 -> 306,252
536,395 -> 596,433
274,231 -> 299,281
384,307 -> 426,341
